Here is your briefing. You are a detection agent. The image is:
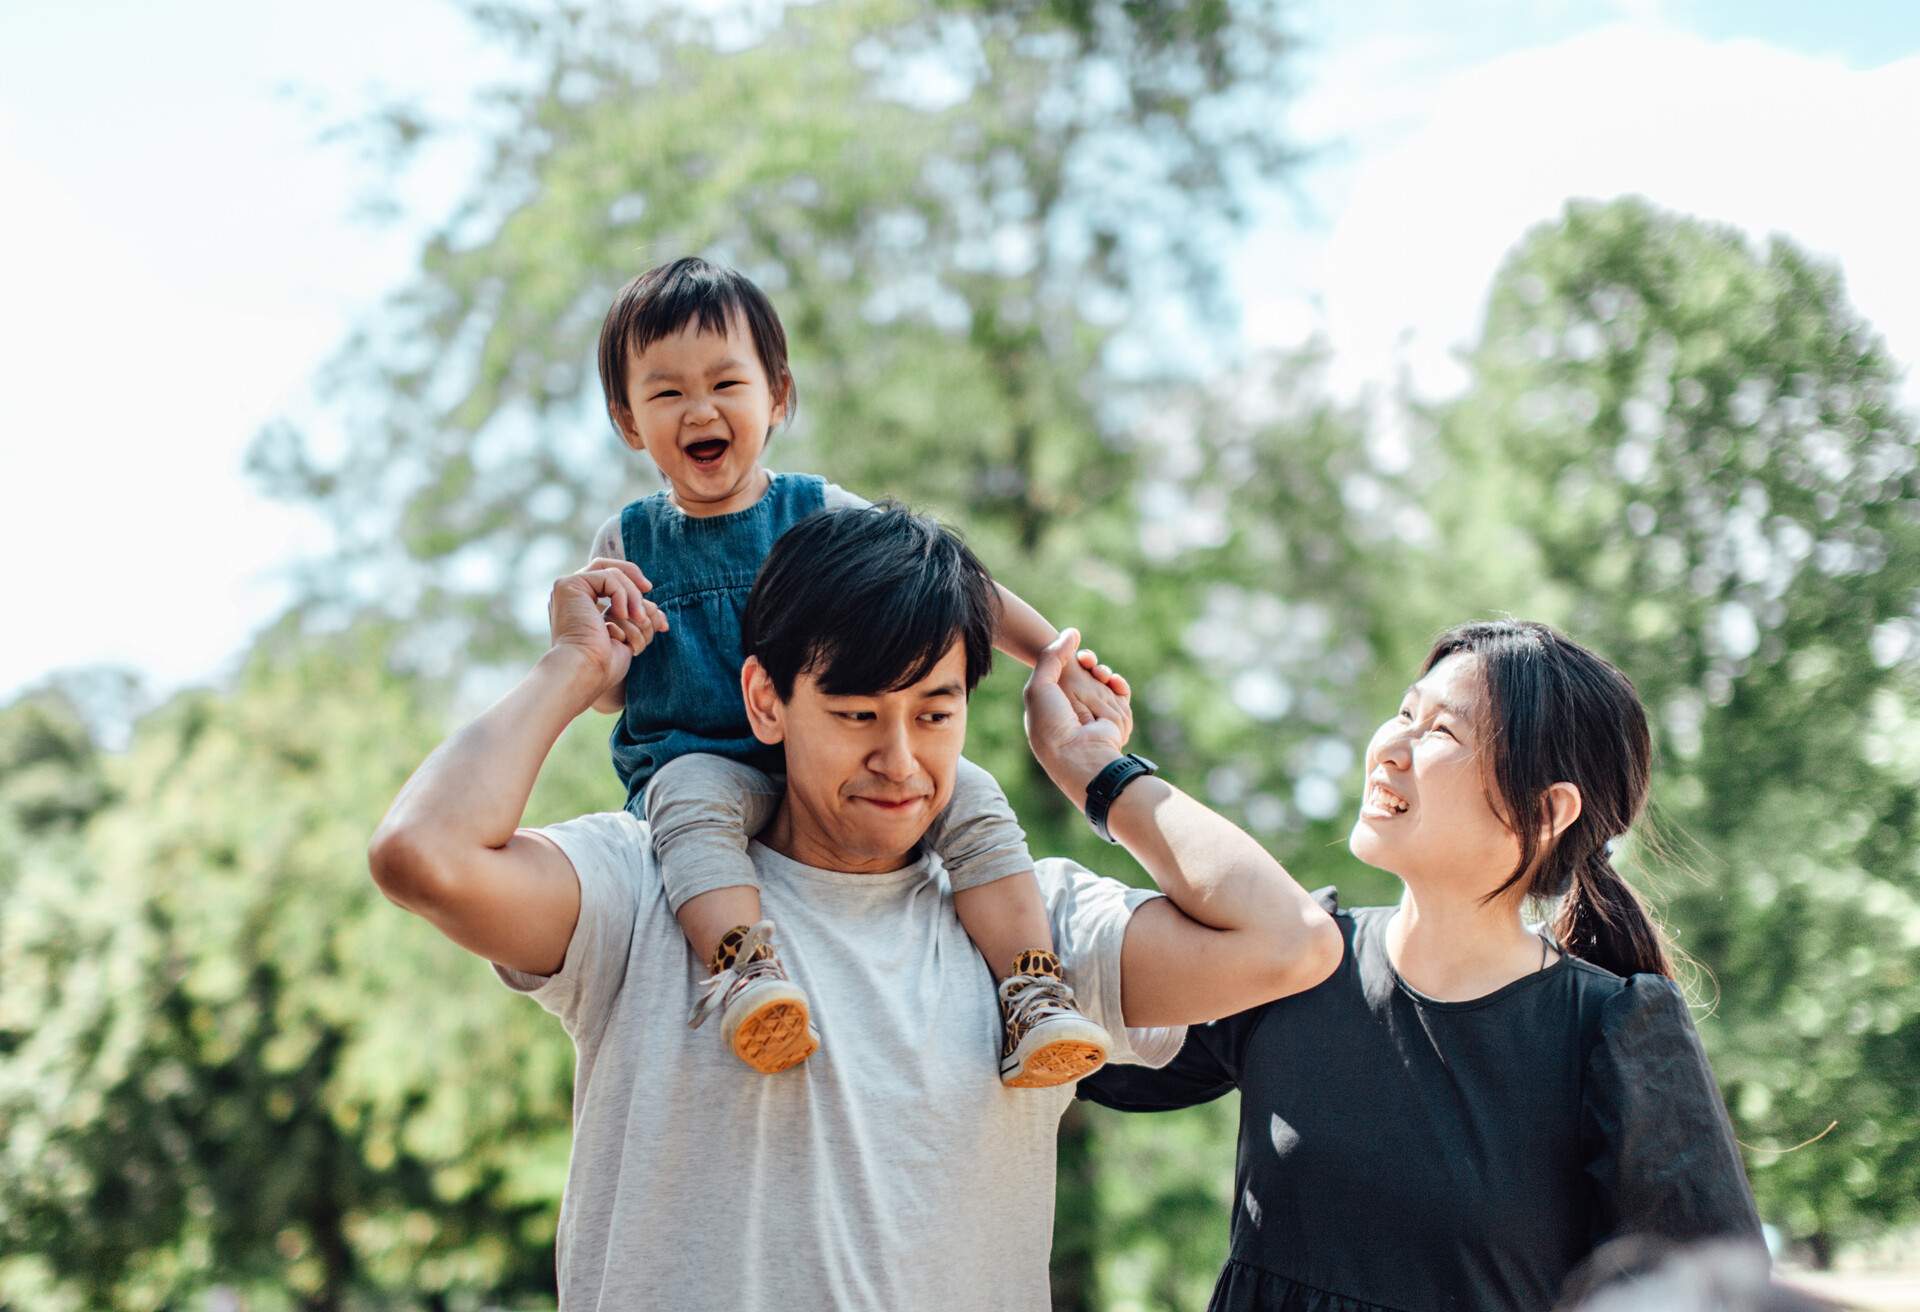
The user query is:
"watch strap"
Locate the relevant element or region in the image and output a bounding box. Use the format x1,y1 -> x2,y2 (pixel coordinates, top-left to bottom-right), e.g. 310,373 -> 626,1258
1085,753 -> 1158,844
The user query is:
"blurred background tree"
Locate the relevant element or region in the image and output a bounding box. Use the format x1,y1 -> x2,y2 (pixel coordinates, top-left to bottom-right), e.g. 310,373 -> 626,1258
3,0 -> 1917,1307
1431,197 -> 1920,1262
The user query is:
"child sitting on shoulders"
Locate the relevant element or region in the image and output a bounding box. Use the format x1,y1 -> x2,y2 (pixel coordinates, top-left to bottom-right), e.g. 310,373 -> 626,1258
581,256 -> 1131,1087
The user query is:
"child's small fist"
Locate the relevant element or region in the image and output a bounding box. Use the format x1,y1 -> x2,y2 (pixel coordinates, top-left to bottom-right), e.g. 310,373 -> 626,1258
1061,648 -> 1133,746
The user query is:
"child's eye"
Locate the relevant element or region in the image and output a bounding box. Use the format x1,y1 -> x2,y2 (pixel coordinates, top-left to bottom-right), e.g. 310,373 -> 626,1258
650,389 -> 680,401
921,712 -> 953,725
1431,724 -> 1455,739
715,380 -> 741,390
837,710 -> 876,722
1397,707 -> 1414,722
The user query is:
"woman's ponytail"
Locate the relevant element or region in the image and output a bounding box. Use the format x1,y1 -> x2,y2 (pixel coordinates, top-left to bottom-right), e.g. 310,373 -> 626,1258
1554,846 -> 1672,979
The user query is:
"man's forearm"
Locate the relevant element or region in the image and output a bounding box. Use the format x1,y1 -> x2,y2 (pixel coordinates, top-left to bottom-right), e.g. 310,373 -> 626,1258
1106,777 -> 1317,937
377,646 -> 605,855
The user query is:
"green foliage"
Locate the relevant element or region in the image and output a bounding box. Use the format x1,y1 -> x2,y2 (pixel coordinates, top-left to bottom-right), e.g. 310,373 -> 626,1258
8,2 -> 1918,1304
1434,197 -> 1920,1252
0,624 -> 573,1310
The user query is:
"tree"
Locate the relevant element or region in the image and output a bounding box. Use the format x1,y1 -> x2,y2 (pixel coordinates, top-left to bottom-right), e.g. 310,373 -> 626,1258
1433,197 -> 1920,1258
0,622 -> 616,1309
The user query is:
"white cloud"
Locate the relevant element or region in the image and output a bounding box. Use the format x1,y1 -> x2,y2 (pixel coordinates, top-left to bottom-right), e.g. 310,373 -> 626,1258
1246,26 -> 1920,406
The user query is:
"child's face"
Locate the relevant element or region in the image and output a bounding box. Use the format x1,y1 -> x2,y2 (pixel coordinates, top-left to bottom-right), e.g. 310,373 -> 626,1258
614,312 -> 786,516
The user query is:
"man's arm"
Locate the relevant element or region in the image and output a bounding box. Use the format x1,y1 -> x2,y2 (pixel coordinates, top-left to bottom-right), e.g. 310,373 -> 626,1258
367,565 -> 650,976
1023,630 -> 1343,1028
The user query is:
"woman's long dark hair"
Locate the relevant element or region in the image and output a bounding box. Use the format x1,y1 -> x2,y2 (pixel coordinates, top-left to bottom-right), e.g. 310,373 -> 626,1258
1423,620 -> 1673,979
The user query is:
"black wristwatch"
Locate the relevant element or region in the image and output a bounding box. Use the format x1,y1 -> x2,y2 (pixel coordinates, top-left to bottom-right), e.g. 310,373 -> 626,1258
1085,753 -> 1159,844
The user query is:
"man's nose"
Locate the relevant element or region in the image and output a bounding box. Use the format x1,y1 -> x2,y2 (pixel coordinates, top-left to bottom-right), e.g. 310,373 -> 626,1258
868,722 -> 916,781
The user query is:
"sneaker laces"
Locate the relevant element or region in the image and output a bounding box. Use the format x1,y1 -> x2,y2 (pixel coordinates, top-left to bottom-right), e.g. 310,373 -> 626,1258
688,920 -> 788,1031
998,971 -> 1079,1042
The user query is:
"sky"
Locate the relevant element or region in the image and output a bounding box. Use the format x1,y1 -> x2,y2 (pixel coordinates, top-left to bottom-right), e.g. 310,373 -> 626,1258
2,0 -> 1918,708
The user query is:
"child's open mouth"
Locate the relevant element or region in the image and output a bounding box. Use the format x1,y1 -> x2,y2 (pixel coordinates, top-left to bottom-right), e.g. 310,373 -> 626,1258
685,438 -> 730,467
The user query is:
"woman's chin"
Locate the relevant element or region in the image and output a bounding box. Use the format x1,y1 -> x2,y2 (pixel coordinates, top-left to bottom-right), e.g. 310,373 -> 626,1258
1348,818 -> 1397,869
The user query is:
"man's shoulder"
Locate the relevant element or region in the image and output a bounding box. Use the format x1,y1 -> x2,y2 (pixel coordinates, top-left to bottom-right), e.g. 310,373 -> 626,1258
1031,856 -> 1161,924
532,810 -> 662,896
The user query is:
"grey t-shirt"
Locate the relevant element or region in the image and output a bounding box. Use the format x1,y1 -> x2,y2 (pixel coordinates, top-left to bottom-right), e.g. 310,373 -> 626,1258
496,810 -> 1183,1312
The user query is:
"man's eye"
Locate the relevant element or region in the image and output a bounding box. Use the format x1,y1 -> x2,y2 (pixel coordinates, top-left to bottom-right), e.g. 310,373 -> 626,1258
838,710 -> 875,722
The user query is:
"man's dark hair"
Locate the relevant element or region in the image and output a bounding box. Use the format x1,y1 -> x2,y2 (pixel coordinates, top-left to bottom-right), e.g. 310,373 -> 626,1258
745,503 -> 998,700
596,256 -> 795,426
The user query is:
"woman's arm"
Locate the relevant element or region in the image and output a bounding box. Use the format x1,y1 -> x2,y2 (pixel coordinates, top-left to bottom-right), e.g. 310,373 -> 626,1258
1583,977 -> 1766,1248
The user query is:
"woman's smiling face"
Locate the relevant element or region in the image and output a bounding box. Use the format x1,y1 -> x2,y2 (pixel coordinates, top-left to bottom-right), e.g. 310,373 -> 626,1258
1349,652 -> 1525,892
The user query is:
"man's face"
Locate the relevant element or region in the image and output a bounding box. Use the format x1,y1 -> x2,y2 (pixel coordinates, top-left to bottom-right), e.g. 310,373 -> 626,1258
745,642 -> 969,873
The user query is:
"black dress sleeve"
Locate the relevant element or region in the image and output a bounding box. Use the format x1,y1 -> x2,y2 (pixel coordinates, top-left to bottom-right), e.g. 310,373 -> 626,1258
1077,1008 -> 1250,1112
1582,974 -> 1764,1249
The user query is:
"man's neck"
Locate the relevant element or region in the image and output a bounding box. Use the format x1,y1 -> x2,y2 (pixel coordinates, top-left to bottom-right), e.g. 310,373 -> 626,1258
1385,882 -> 1552,1002
758,797 -> 918,875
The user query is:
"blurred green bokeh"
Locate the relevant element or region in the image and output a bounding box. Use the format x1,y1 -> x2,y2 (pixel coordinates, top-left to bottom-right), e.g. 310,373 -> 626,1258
3,1 -> 1917,1308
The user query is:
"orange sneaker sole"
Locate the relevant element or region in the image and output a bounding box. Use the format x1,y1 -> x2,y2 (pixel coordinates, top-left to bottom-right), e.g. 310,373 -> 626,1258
1003,1039 -> 1107,1089
732,998 -> 819,1074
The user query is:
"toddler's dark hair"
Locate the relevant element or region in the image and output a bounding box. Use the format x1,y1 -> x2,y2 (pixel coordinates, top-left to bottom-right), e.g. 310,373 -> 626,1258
596,257 -> 795,430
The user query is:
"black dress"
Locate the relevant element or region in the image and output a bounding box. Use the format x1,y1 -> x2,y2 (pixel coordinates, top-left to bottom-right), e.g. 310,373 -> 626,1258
1079,893 -> 1763,1312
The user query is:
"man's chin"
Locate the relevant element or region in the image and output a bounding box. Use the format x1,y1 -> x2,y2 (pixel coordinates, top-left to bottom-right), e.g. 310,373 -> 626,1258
835,802 -> 935,867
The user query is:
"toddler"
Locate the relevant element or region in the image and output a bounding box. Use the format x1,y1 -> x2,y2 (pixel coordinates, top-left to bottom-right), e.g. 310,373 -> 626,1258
582,257 -> 1131,1087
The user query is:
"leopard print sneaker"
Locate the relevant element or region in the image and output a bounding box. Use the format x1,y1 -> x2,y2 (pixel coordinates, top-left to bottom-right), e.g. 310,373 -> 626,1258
689,920 -> 820,1074
997,949 -> 1111,1088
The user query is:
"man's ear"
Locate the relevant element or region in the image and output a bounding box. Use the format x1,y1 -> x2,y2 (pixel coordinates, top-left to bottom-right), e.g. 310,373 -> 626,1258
742,656 -> 786,745
609,401 -> 645,451
1539,782 -> 1583,845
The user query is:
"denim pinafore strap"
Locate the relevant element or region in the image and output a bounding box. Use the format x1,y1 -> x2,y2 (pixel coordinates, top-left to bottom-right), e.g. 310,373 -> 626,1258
610,472 -> 828,810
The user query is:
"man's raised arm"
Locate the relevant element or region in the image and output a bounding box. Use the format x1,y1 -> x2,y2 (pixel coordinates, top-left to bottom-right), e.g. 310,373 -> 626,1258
367,562 -> 660,976
1023,631 -> 1344,1029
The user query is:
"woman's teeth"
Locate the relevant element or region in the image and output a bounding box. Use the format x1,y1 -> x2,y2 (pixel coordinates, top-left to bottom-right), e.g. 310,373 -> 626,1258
1367,784 -> 1409,814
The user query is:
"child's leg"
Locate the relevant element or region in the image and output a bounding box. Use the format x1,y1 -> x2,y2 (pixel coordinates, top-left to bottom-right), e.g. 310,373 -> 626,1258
934,757 -> 1110,1088
646,753 -> 781,963
952,875 -> 1055,981
647,754 -> 816,1073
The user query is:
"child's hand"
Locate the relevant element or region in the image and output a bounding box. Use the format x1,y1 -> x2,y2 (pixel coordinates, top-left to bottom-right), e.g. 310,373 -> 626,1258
1061,642 -> 1133,746
579,556 -> 669,659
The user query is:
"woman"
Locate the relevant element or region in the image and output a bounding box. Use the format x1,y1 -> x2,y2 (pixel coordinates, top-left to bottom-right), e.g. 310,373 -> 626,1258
1080,620 -> 1763,1311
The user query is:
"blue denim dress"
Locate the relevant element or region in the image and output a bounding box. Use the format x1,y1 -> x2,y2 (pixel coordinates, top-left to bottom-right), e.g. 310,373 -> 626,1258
611,472 -> 828,811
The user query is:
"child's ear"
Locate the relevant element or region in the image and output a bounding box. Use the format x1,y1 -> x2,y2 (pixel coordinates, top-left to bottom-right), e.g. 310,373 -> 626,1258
768,372 -> 791,431
609,402 -> 644,450
742,657 -> 786,745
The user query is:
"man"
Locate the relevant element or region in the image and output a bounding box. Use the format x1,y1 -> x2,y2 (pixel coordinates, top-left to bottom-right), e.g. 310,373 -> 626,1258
369,505 -> 1341,1310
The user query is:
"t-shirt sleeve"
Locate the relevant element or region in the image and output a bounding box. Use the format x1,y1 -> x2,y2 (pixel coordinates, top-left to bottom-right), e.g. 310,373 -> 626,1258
492,811 -> 647,1043
586,512 -> 625,566
821,482 -> 873,512
1036,858 -> 1186,1069
1582,974 -> 1765,1249
1075,1011 -> 1247,1111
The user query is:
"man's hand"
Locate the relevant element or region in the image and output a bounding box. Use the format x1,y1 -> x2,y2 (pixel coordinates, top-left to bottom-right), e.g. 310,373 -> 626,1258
553,559 -> 669,704
1024,628 -> 1129,804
